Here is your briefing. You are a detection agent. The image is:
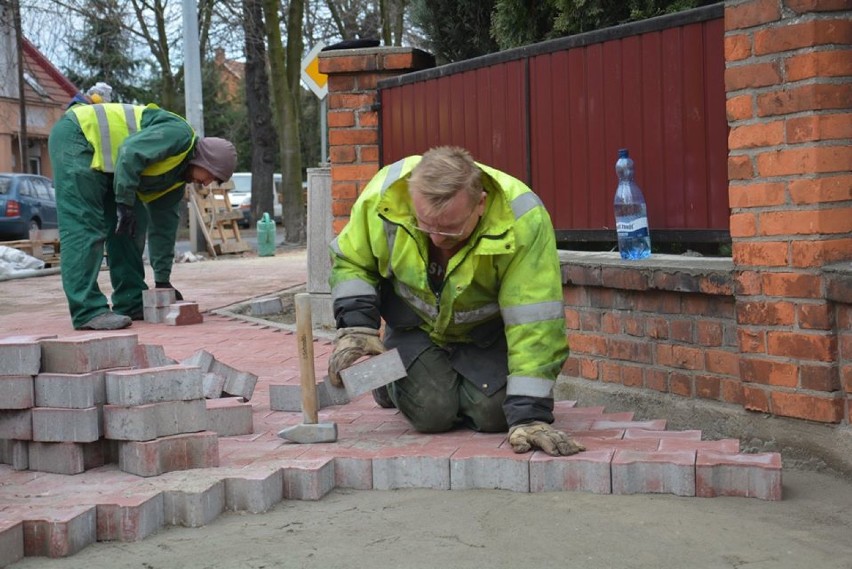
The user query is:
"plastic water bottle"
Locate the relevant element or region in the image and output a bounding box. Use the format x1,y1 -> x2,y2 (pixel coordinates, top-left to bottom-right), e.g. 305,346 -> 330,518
256,212 -> 276,257
613,148 -> 651,260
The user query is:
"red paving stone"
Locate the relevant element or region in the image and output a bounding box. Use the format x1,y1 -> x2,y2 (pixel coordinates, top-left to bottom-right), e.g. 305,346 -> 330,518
0,251 -> 783,561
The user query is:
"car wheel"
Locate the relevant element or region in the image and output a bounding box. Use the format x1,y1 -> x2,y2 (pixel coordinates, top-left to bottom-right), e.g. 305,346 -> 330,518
29,219 -> 41,235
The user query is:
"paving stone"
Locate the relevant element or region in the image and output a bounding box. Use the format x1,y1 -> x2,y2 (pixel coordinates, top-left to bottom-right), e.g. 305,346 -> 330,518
333,456 -> 373,489
40,334 -> 137,374
624,429 -> 702,440
32,407 -> 101,443
658,438 -> 741,453
0,438 -> 28,470
142,306 -> 170,324
450,446 -> 531,492
0,410 -> 33,440
165,302 -> 204,326
27,440 -> 107,475
250,296 -> 283,316
96,491 -> 165,542
34,371 -> 105,409
132,344 -> 177,369
269,383 -> 303,412
22,505 -> 97,558
340,349 -> 407,400
202,372 -> 226,399
0,335 -> 51,376
695,451 -> 782,501
0,520 -> 23,567
212,360 -> 258,401
163,479 -> 225,527
105,365 -> 203,405
283,459 -> 336,500
142,288 -> 176,308
529,449 -> 615,493
320,378 -> 350,406
224,468 -> 283,513
205,397 -> 253,437
103,399 -> 208,441
180,350 -> 215,373
373,454 -> 451,490
592,419 -> 667,431
117,431 -> 219,477
611,450 -> 696,497
0,376 -> 34,409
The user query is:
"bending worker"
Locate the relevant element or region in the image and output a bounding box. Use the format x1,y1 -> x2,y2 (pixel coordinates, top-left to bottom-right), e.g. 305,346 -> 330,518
328,146 -> 584,456
48,102 -> 237,330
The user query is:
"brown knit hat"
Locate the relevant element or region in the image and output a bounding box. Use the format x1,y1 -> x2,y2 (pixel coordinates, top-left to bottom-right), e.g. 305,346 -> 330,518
189,137 -> 237,182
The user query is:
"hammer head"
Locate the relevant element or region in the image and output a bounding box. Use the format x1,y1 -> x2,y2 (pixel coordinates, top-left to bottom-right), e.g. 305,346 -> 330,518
278,422 -> 338,444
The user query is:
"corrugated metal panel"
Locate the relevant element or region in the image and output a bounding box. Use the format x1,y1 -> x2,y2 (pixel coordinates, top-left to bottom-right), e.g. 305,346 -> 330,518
379,7 -> 728,240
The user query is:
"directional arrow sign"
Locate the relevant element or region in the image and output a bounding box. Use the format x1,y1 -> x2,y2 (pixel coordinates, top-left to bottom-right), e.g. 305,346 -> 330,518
301,42 -> 328,100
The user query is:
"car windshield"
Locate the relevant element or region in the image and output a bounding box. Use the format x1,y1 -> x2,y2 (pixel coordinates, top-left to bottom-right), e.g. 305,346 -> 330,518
231,176 -> 251,193
0,177 -> 11,195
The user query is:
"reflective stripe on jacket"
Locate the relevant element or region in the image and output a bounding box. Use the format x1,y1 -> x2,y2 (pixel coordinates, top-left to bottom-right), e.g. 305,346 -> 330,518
329,156 -> 568,402
68,103 -> 196,204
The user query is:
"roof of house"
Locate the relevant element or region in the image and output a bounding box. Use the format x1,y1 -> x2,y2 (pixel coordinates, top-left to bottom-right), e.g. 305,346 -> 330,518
22,37 -> 78,103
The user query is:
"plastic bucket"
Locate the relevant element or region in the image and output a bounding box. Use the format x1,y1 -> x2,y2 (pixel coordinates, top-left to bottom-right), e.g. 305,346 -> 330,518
256,212 -> 276,257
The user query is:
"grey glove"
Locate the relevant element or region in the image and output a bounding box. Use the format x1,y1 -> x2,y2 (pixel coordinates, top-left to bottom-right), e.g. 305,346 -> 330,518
508,421 -> 585,456
115,203 -> 137,237
327,327 -> 385,387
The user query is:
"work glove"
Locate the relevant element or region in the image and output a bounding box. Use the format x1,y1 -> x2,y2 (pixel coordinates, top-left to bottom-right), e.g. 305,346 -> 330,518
115,203 -> 137,237
508,421 -> 585,457
327,326 -> 385,387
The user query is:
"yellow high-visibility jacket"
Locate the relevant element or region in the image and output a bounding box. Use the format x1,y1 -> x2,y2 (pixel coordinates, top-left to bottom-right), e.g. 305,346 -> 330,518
329,156 -> 568,426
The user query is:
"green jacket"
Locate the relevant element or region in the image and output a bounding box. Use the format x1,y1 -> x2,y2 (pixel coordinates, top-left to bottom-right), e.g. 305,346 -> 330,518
68,103 -> 196,205
329,156 -> 568,425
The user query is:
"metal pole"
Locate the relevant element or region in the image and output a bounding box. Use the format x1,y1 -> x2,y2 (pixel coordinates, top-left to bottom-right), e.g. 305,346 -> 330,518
320,96 -> 327,165
182,0 -> 205,253
12,0 -> 27,173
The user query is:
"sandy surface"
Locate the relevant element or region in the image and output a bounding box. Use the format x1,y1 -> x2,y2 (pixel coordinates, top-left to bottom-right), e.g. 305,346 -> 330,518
10,469 -> 852,569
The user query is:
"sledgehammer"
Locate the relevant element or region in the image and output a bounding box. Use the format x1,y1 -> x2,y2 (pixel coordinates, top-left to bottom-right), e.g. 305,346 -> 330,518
277,293 -> 338,444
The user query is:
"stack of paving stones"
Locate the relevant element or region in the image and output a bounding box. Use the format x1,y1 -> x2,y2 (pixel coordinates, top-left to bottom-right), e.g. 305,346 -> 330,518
180,349 -> 256,436
142,288 -> 204,326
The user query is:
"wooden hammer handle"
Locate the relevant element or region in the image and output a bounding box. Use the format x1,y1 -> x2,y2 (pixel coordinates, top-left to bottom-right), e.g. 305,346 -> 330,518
294,293 -> 318,424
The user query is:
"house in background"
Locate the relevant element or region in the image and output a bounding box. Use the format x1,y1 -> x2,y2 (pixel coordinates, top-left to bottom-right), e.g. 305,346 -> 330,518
0,10 -> 77,177
213,47 -> 244,104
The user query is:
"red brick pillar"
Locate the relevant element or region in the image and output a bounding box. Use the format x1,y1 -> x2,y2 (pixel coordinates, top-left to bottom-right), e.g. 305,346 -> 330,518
318,48 -> 435,234
725,0 -> 851,423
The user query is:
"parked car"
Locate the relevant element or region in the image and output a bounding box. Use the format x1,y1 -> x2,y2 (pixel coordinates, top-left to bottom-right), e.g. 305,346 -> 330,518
229,172 -> 282,228
0,173 -> 58,240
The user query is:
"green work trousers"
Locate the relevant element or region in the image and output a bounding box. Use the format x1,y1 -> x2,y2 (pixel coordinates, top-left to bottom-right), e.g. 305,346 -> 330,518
48,114 -> 180,328
388,345 -> 509,433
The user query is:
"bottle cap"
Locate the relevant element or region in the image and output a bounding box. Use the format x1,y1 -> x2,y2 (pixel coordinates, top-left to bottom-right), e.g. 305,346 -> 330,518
618,148 -> 629,158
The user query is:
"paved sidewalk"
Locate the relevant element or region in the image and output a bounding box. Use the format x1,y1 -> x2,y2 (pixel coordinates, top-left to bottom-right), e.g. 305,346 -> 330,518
0,249 -> 783,564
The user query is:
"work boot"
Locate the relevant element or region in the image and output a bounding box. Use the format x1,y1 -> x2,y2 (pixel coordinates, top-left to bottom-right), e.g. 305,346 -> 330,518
371,385 -> 395,409
155,281 -> 183,301
78,311 -> 132,331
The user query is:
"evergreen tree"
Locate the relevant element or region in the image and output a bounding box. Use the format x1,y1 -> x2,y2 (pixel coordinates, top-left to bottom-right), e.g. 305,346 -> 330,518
409,0 -> 499,64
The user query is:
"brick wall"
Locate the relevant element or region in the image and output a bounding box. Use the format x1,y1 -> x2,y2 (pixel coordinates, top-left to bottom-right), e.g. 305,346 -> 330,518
317,2 -> 851,426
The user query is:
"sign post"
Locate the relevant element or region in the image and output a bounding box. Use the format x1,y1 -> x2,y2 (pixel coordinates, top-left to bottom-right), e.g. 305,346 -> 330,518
301,43 -> 328,165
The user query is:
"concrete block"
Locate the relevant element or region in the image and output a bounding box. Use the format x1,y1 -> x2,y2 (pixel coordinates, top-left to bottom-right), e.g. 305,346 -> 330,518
333,456 -> 373,489
268,383 -> 302,412
250,296 -> 283,316
40,333 -> 137,374
212,360 -> 258,401
105,365 -> 203,405
696,451 -> 782,501
340,349 -> 406,400
283,459 -> 336,500
103,399 -> 208,441
0,520 -> 23,568
31,406 -> 101,443
0,409 -> 32,440
611,450 -> 696,497
142,306 -> 170,323
0,438 -> 28,470
202,372 -> 226,399
22,506 -> 97,558
450,447 -> 531,492
142,288 -> 176,308
372,455 -> 450,490
96,491 -> 165,542
181,350 -> 215,373
34,371 -> 105,409
132,344 -> 177,369
27,440 -> 107,475
529,449 -> 615,494
225,468 -> 283,513
0,335 -> 50,376
163,479 -> 225,527
320,377 -> 350,406
0,375 -> 33,409
117,431 -> 219,477
165,301 -> 203,326
205,397 -> 253,436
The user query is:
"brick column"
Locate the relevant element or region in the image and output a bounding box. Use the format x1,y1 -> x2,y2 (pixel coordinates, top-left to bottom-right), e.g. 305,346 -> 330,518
318,47 -> 435,234
725,0 -> 851,422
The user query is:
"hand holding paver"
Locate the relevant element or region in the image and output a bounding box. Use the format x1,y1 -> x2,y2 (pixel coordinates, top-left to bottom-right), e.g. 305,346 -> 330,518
327,326 -> 385,387
508,421 -> 585,456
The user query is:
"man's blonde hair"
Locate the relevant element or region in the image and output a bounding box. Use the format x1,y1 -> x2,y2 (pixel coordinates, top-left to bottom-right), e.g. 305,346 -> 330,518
408,146 -> 482,210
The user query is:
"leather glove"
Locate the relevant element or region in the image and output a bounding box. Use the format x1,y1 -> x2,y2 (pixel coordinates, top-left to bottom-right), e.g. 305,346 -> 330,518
508,421 -> 585,456
327,326 -> 385,387
115,203 -> 137,237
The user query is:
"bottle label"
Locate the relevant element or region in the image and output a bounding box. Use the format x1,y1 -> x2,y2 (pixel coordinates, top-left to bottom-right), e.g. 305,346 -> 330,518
616,216 -> 649,237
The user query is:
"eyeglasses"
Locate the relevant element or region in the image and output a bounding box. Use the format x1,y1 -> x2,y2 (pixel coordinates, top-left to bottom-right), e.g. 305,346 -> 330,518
412,214 -> 476,238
